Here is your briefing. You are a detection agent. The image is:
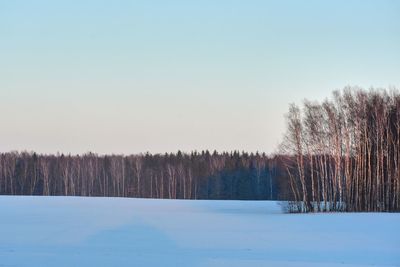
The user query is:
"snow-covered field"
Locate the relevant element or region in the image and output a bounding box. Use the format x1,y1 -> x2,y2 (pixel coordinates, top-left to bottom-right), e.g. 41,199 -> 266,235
0,196 -> 399,267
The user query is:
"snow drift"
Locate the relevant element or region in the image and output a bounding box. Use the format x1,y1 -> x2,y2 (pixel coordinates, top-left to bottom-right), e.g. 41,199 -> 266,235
0,196 -> 399,267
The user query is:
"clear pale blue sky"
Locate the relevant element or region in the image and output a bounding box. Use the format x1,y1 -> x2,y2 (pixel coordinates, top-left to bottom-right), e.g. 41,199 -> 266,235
1,0 -> 399,154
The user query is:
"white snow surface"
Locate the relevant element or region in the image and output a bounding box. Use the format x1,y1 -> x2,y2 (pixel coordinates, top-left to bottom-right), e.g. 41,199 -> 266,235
0,196 -> 399,267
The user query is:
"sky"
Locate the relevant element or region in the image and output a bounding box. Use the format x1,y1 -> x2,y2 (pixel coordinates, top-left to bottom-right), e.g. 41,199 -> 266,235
0,0 -> 399,155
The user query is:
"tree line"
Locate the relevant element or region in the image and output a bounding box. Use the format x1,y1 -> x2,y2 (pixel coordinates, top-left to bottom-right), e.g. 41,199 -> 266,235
281,87 -> 400,212
2,86 -> 398,213
0,150 -> 293,200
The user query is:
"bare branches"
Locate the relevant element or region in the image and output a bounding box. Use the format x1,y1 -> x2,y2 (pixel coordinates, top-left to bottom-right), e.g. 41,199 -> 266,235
281,87 -> 400,212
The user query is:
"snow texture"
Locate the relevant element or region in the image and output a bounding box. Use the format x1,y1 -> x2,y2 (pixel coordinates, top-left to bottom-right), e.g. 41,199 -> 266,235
0,196 -> 399,267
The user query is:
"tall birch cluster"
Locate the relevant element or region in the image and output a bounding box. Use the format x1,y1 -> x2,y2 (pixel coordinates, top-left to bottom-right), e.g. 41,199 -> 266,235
282,87 -> 400,212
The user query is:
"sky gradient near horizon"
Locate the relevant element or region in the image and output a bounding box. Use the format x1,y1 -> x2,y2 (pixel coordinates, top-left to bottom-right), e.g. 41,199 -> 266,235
1,0 -> 400,154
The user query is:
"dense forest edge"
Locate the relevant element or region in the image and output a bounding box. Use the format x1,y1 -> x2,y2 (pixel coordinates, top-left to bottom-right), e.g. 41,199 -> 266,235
0,151 -> 291,200
1,87 -> 399,212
